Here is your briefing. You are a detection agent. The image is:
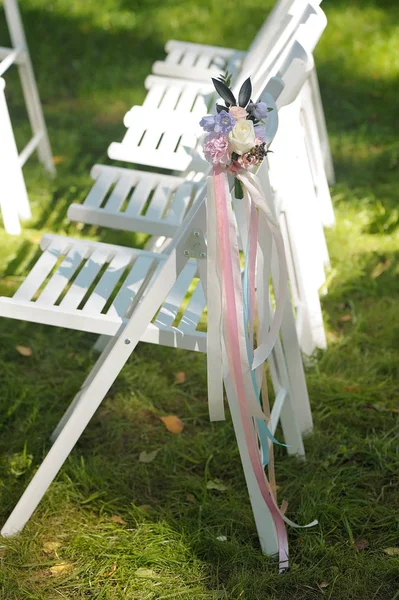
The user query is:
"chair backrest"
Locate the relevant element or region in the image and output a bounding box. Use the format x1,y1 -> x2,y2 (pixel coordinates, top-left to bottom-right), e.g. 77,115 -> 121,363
167,39 -> 315,255
235,0 -> 326,99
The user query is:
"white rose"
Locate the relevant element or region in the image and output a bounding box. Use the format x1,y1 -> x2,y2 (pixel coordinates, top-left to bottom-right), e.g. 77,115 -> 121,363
228,120 -> 256,155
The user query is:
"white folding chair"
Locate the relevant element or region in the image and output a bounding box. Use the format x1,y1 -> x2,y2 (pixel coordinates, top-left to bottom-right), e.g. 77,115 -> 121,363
0,68 -> 311,557
152,0 -> 335,188
69,7 -> 329,354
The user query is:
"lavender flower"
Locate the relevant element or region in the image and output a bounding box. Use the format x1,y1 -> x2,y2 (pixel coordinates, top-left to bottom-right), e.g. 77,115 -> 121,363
200,110 -> 235,134
214,110 -> 235,134
200,114 -> 217,132
247,102 -> 269,120
254,125 -> 266,141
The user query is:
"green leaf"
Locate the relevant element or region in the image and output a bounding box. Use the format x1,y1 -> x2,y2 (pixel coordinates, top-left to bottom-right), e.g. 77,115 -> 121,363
217,71 -> 233,88
234,178 -> 244,200
238,78 -> 252,108
212,78 -> 236,107
216,104 -> 229,114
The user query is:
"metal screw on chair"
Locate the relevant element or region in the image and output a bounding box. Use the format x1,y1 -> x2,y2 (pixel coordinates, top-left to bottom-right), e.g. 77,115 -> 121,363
194,231 -> 200,237
183,250 -> 189,256
124,339 -> 131,345
200,252 -> 206,258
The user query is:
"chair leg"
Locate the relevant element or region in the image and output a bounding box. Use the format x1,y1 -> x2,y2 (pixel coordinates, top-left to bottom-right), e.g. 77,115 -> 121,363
308,67 -> 335,186
224,378 -> 279,556
268,340 -> 305,457
300,81 -> 335,228
1,326 -> 136,537
3,0 -> 55,175
0,78 -> 30,234
279,296 -> 313,435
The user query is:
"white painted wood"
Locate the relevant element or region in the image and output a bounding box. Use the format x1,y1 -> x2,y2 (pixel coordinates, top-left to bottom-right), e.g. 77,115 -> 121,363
3,0 -> 54,174
124,178 -> 155,216
0,78 -> 30,233
84,169 -> 118,209
155,260 -> 198,328
13,243 -> 65,301
178,278 -> 205,333
59,249 -> 110,311
81,252 -> 133,315
108,255 -> 155,319
35,246 -> 88,307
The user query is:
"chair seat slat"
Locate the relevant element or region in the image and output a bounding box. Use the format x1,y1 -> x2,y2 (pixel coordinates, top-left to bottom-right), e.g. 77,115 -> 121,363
104,172 -> 138,213
155,260 -> 198,328
13,244 -> 65,302
124,178 -> 155,217
81,252 -> 135,315
180,49 -> 199,68
143,83 -> 167,108
59,249 -> 110,310
144,184 -> 171,220
36,246 -> 88,306
178,279 -> 206,333
84,170 -> 117,209
164,182 -> 193,224
108,255 -> 156,319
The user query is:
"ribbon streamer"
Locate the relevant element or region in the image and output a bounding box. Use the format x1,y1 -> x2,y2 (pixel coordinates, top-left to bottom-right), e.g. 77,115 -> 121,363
206,165 -> 317,571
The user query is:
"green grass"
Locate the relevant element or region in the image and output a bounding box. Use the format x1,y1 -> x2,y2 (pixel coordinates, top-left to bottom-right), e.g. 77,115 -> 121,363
0,0 -> 399,598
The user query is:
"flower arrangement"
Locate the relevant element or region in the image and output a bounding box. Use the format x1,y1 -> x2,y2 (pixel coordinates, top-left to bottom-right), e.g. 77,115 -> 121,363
200,73 -> 273,198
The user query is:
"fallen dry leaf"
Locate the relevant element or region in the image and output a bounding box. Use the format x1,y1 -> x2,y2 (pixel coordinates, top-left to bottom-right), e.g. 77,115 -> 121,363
0,548 -> 6,558
50,562 -> 73,576
110,515 -> 126,525
318,581 -> 329,589
344,385 -> 360,393
371,259 -> 391,279
138,449 -> 159,463
384,547 -> 399,556
134,567 -> 157,579
43,541 -> 61,554
16,345 -> 32,357
354,539 -> 369,551
338,314 -> 352,323
207,479 -> 227,492
52,155 -> 66,165
175,371 -> 186,384
160,415 -> 184,434
104,563 -> 117,577
186,493 -> 196,503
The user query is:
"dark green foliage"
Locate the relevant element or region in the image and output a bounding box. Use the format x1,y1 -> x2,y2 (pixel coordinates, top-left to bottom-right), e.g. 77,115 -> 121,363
238,78 -> 252,108
212,77 -> 236,107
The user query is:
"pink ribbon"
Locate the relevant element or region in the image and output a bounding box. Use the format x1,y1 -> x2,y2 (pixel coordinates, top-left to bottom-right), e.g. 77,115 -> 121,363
213,165 -> 289,571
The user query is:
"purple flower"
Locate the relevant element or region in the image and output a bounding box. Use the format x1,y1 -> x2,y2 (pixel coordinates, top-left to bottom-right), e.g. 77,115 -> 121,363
203,134 -> 231,166
254,125 -> 266,141
247,102 -> 269,120
214,110 -> 235,134
200,110 -> 235,134
200,114 -> 217,132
